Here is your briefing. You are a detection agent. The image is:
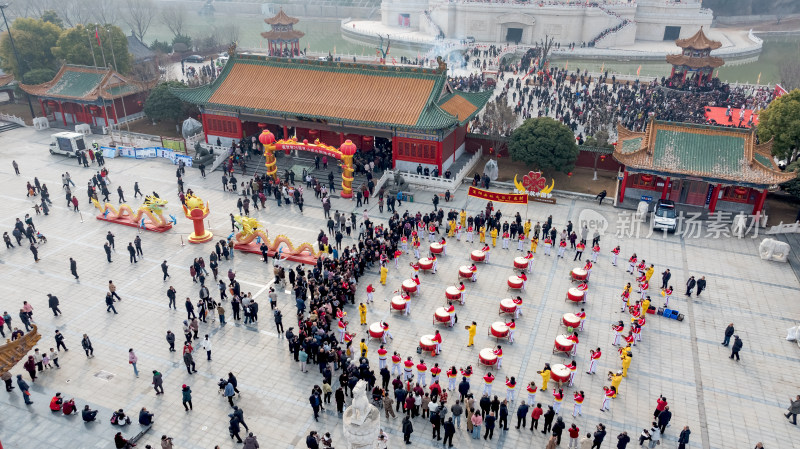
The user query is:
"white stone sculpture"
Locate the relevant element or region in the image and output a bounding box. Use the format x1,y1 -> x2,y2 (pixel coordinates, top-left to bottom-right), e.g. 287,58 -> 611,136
634,201 -> 649,222
75,123 -> 91,136
342,380 -> 381,449
731,213 -> 747,238
758,238 -> 790,262
32,117 -> 49,130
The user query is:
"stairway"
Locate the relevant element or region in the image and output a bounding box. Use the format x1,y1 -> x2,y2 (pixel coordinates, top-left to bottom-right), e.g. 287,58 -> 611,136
0,121 -> 22,133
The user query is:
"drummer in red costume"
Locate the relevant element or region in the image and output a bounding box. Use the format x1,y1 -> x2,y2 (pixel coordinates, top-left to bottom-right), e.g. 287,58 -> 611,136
506,318 -> 516,343
493,345 -> 504,368
636,316 -> 645,343
431,254 -> 438,274
432,330 -> 443,355
403,357 -> 415,381
391,351 -> 402,376
524,250 -> 534,273
526,381 -> 538,405
502,230 -> 510,249
412,237 -> 421,259
481,244 -> 491,262
336,308 -> 347,320
574,241 -> 585,261
517,232 -> 526,251
410,261 -> 420,277
417,359 -> 428,386
465,225 -> 474,243
611,245 -> 620,266
575,308 -> 586,331
558,239 -> 567,258
591,244 -> 600,263
428,225 -> 436,242
505,376 -> 517,402
620,283 -> 632,312
446,366 -> 458,391
377,345 -> 388,369
458,282 -> 466,304
567,360 -> 577,386
587,348 -> 601,374
483,372 -> 495,395
624,329 -> 635,347
401,235 -> 408,252
366,284 -> 375,304
572,390 -> 584,417
455,224 -> 462,241
402,291 -> 411,316
518,271 -> 528,290
611,321 -> 624,346
343,332 -> 356,355
439,237 -> 447,255
338,318 -> 348,342
566,332 -> 579,356
469,263 -> 478,282
552,388 -> 564,414
430,363 -> 442,384
381,321 -> 393,343
446,304 -> 456,327
639,278 -> 649,299
601,386 -> 615,412
413,274 -> 421,294
663,285 -> 673,307
627,253 -> 637,274
543,236 -> 553,256
583,260 -> 593,280
512,296 -> 523,318
393,249 -> 402,268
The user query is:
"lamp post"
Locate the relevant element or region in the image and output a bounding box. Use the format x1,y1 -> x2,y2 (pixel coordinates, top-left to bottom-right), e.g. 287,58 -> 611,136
0,3 -> 36,120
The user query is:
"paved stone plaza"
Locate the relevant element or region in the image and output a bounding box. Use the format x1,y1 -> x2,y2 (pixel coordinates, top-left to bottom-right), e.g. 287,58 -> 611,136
0,127 -> 798,449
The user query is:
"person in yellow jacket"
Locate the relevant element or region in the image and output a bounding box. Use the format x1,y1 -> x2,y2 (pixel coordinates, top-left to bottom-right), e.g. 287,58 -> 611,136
641,297 -> 651,316
459,210 -> 467,228
380,263 -> 388,285
538,363 -> 551,391
523,220 -> 531,238
620,353 -> 632,377
609,371 -> 623,392
448,220 -> 456,237
359,338 -> 368,358
644,264 -> 655,282
490,228 -> 498,247
358,302 -> 367,325
466,321 -> 477,347
531,236 -> 539,253
479,225 -> 487,243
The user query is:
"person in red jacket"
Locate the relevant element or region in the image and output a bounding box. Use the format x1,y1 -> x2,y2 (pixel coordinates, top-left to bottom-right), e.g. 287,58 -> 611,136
49,392 -> 63,411
568,423 -> 581,447
530,403 -> 544,431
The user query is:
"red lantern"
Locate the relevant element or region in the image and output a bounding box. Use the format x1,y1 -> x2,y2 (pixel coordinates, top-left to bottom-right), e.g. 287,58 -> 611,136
47,100 -> 58,108
257,123 -> 268,129
600,155 -> 606,162
734,187 -> 747,196
136,100 -> 143,107
339,139 -> 357,156
567,172 -> 573,178
640,174 -> 653,183
259,130 -> 276,146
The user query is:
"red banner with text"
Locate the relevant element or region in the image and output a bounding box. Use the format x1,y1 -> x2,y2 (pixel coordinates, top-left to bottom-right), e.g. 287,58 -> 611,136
467,187 -> 528,204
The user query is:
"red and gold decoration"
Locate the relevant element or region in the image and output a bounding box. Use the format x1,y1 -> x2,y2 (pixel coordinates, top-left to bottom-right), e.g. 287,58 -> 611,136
513,171 -> 556,204
182,193 -> 213,243
467,186 -> 528,204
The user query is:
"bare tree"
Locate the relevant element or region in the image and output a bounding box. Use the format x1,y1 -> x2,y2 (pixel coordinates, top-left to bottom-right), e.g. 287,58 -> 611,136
161,6 -> 186,38
778,43 -> 800,91
481,99 -> 517,155
538,34 -> 556,70
124,0 -> 155,42
88,0 -> 119,25
219,23 -> 240,46
58,0 -> 93,27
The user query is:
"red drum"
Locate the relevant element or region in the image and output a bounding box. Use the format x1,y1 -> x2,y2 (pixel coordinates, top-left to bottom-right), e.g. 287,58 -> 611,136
514,257 -> 529,269
369,322 -> 385,339
419,258 -> 434,270
490,321 -> 509,338
507,276 -> 523,289
419,335 -> 436,352
459,266 -> 474,279
479,348 -> 498,366
550,364 -> 570,383
566,288 -> 585,302
571,268 -> 588,281
390,296 -> 407,311
553,335 -> 574,354
499,298 -> 517,314
402,279 -> 417,293
471,250 -> 486,262
445,286 -> 462,301
562,313 -> 580,329
430,243 -> 444,254
434,307 -> 451,323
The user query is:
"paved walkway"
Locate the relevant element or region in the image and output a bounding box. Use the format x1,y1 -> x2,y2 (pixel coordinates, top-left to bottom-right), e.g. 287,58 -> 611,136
0,126 -> 797,448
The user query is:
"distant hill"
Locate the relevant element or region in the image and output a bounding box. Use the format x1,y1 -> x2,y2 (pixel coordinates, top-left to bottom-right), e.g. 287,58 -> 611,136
703,0 -> 800,16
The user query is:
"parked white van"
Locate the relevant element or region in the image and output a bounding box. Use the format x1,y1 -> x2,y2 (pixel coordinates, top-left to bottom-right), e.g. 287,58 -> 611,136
49,132 -> 87,157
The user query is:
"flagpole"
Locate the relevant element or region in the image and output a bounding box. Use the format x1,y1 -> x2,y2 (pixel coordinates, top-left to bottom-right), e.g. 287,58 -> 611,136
106,27 -> 130,134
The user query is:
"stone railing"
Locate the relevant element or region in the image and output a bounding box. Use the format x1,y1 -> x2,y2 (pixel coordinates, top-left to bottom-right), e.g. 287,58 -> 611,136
381,147 -> 484,193
765,221 -> 800,235
0,113 -> 27,127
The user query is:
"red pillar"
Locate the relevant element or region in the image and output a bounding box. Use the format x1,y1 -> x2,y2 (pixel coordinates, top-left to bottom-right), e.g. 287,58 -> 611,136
436,140 -> 443,174
708,183 -> 721,213
38,99 -> 46,118
670,66 -> 675,77
682,71 -> 687,82
619,171 -> 628,202
661,177 -> 670,200
752,188 -> 768,215
101,105 -> 109,127
339,132 -> 344,145
453,129 -> 457,163
391,137 -> 399,169
59,101 -> 67,126
282,125 -> 288,140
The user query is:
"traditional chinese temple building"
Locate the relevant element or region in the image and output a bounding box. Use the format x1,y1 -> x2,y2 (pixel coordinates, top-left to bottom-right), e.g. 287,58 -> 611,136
19,64 -> 152,129
261,9 -> 305,57
613,119 -> 794,214
171,54 -> 492,173
665,26 -> 724,85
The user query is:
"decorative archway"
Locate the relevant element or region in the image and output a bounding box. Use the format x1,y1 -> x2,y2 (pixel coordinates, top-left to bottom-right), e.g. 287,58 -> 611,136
259,130 -> 357,198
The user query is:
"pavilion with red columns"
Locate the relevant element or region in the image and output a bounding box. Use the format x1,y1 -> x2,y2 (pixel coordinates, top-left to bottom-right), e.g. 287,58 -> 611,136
261,9 -> 305,57
665,27 -> 724,86
613,118 -> 794,215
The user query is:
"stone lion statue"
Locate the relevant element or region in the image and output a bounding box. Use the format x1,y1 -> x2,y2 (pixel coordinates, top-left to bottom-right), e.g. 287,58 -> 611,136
393,172 -> 406,188
759,238 -> 790,262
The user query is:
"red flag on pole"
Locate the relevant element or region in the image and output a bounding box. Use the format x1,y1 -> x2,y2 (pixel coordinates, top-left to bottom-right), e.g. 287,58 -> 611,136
391,57 -> 397,65
95,27 -> 102,47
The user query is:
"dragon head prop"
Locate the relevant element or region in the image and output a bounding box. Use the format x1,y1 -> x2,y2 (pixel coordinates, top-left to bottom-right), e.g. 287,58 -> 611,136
234,215 -> 261,237
143,195 -> 168,214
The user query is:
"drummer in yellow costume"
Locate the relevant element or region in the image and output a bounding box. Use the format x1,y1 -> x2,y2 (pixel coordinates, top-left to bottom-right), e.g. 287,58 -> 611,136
448,220 -> 456,237
641,297 -> 651,317
459,210 -> 467,228
523,220 -> 531,238
538,363 -> 551,390
531,236 -> 538,253
490,228 -> 498,247
620,353 -> 632,377
358,302 -> 367,325
644,264 -> 655,282
466,321 -> 477,347
479,225 -> 486,243
609,371 -> 623,392
359,339 -> 368,358
380,264 -> 388,285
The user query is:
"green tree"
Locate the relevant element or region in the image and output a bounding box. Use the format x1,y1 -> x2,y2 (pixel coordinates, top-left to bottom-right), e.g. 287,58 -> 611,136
757,89 -> 800,162
0,17 -> 62,79
144,81 -> 192,123
782,159 -> 800,199
53,24 -> 133,75
508,117 -> 580,174
41,10 -> 65,29
22,68 -> 57,85
150,40 -> 172,54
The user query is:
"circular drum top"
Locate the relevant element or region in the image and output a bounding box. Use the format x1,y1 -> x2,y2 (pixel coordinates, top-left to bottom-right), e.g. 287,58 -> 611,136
568,288 -> 585,297
491,321 -> 509,332
509,276 -> 522,282
403,279 -> 416,288
420,334 -> 434,345
472,250 -> 485,256
435,307 -> 449,317
563,312 -> 578,321
479,348 -> 497,359
392,295 -> 406,304
446,286 -> 460,295
551,363 -> 570,377
514,257 -> 529,264
572,268 -> 587,276
419,257 -> 432,264
369,322 -> 383,334
500,298 -> 516,307
555,335 -> 573,346
431,243 -> 442,249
